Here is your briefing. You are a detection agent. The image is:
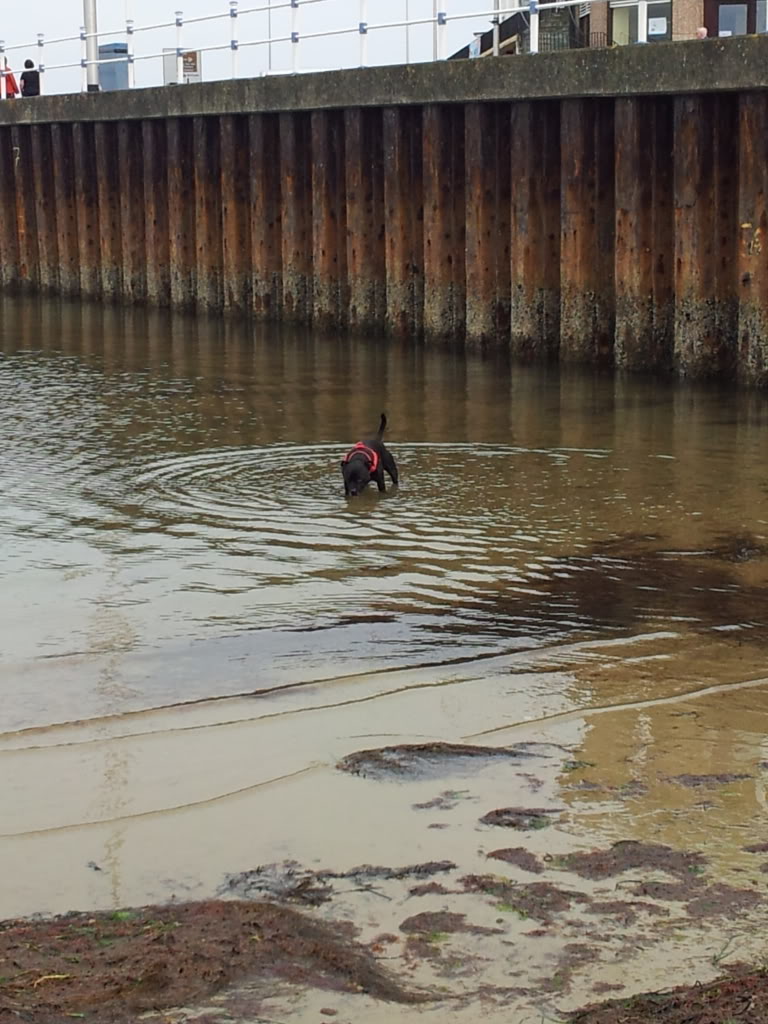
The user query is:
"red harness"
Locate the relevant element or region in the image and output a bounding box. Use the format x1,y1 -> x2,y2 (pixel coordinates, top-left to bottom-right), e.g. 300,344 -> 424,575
343,442 -> 379,473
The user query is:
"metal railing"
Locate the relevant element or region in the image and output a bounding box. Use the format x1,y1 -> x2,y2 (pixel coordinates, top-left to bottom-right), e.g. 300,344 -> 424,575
0,0 -> 645,97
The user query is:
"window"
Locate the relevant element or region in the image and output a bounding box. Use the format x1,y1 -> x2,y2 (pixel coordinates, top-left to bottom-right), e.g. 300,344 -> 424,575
610,1 -> 671,43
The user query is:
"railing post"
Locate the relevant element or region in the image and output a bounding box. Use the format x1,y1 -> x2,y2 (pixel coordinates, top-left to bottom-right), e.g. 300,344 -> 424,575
359,0 -> 368,67
529,0 -> 539,53
175,10 -> 184,85
126,19 -> 135,88
230,0 -> 239,78
291,0 -> 299,73
80,25 -> 88,92
37,33 -> 45,95
637,0 -> 648,41
437,10 -> 447,58
0,42 -> 6,101
492,0 -> 500,56
405,0 -> 410,62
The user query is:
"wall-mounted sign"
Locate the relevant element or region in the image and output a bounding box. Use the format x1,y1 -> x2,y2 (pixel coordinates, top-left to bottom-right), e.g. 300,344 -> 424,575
162,49 -> 202,85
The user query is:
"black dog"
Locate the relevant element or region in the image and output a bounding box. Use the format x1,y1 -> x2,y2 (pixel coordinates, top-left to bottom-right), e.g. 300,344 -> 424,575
341,414 -> 399,496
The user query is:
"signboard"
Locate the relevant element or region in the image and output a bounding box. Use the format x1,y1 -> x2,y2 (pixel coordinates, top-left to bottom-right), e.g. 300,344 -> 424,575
469,36 -> 482,58
648,16 -> 667,35
162,49 -> 202,85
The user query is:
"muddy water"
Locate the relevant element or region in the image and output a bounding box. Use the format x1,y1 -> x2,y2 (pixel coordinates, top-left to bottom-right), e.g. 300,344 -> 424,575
3,296 -> 768,1015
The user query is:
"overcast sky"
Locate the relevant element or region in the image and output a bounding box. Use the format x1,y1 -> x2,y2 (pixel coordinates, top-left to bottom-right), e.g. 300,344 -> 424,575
7,0 -> 495,93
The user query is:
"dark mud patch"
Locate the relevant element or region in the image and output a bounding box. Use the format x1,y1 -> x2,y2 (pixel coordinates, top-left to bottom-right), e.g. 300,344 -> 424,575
460,876 -> 586,922
666,772 -> 753,788
685,882 -> 763,918
554,841 -> 707,880
586,899 -> 669,925
480,806 -> 562,830
318,860 -> 457,883
400,911 -> 500,937
221,861 -> 333,905
222,860 -> 456,903
571,966 -> 768,1023
744,841 -> 768,853
487,847 -> 544,873
412,789 -> 474,811
0,900 -> 425,1024
338,742 -> 537,781
409,881 -> 450,896
629,880 -> 701,902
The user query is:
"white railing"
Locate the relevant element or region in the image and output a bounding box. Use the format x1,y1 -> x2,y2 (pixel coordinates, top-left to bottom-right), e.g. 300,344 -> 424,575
0,0 -> 634,98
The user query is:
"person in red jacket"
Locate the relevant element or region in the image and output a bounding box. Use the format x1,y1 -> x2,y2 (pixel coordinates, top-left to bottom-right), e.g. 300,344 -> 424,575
1,59 -> 19,98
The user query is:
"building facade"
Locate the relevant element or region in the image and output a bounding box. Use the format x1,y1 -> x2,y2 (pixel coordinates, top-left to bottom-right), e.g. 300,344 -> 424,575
451,0 -> 768,58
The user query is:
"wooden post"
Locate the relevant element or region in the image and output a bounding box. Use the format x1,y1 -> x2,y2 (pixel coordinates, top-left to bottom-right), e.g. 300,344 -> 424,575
383,106 -> 423,338
220,114 -> 251,315
614,97 -> 674,371
311,109 -> 347,328
193,115 -> 223,311
143,119 -> 171,306
560,98 -> 615,364
11,125 -> 39,291
344,107 -> 385,333
510,100 -> 560,359
72,121 -> 101,298
738,92 -> 768,385
30,124 -> 59,294
94,122 -> 122,300
280,111 -> 312,323
422,104 -> 465,342
167,117 -> 196,310
249,113 -> 282,319
117,120 -> 146,303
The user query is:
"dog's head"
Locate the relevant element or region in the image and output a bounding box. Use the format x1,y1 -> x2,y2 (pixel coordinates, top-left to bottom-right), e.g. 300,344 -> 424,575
340,457 -> 371,497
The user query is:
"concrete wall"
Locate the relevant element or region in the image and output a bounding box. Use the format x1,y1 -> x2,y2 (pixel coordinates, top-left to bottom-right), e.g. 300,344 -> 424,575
1,37 -> 768,383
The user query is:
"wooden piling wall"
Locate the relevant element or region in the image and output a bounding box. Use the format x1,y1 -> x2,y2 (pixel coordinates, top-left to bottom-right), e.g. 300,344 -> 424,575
1,56 -> 768,382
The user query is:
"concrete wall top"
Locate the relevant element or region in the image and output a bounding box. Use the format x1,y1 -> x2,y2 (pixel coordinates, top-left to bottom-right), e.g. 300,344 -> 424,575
1,35 -> 767,123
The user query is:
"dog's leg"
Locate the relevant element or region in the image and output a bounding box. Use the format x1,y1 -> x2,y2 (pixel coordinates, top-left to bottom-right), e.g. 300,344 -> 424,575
376,471 -> 386,492
383,453 -> 399,487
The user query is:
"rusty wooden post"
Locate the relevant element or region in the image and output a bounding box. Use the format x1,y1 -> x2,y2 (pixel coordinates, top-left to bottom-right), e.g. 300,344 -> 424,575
280,111 -> 312,323
249,113 -> 282,319
738,92 -> 768,386
11,125 -> 39,291
142,119 -> 171,306
72,121 -> 101,298
311,109 -> 347,328
167,117 -> 196,310
344,107 -> 385,333
94,122 -> 122,300
0,127 -> 20,289
673,95 -> 737,377
193,115 -> 224,312
614,97 -> 674,372
465,103 -> 508,348
117,120 -> 146,303
383,106 -> 424,338
510,100 -> 560,360
560,98 -> 615,364
220,114 -> 251,315
422,104 -> 465,342
50,124 -> 80,297
30,124 -> 59,294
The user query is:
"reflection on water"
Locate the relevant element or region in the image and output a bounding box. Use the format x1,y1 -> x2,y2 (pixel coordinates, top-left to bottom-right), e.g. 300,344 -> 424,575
2,294 -> 768,928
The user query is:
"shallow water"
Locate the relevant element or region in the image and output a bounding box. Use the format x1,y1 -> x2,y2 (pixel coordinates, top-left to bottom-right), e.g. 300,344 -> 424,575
2,295 -> 768,984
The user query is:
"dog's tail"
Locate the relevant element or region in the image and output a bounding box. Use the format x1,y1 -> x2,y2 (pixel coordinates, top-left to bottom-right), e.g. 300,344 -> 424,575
377,412 -> 387,440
